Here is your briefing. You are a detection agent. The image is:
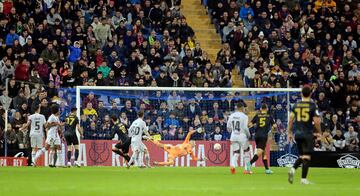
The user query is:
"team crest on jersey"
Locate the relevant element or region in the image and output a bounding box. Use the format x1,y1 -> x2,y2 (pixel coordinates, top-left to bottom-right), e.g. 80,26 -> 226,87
337,154 -> 360,168
277,153 -> 298,167
207,143 -> 228,164
89,142 -> 111,164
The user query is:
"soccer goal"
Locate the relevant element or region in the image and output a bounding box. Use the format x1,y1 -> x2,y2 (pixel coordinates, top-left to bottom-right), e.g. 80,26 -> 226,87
75,86 -> 301,167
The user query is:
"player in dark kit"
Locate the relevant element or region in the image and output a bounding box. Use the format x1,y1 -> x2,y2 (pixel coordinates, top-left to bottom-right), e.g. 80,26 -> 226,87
247,103 -> 276,174
64,108 -> 83,167
111,115 -> 131,165
288,85 -> 321,185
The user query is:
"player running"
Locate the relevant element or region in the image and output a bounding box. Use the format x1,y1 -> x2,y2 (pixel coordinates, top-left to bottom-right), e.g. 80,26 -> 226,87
64,108 -> 82,167
247,103 -> 276,174
20,105 -> 46,166
46,105 -> 65,167
228,102 -> 251,174
288,85 -> 321,185
128,110 -> 151,168
111,115 -> 131,165
150,130 -> 198,166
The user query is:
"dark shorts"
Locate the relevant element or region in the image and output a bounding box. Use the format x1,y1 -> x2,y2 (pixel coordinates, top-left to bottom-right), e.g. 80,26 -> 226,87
255,137 -> 267,150
115,139 -> 131,154
64,133 -> 79,146
295,134 -> 314,155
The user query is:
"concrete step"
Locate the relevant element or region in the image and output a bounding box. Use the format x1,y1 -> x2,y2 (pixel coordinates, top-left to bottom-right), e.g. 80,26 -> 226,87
181,10 -> 207,15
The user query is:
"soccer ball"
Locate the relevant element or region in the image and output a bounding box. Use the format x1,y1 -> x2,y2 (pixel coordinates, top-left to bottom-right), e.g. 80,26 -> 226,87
214,143 -> 221,151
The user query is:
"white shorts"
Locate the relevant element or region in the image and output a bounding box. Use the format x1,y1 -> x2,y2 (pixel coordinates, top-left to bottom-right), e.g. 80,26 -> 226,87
30,135 -> 44,148
45,134 -> 61,147
230,133 -> 249,152
131,141 -> 147,152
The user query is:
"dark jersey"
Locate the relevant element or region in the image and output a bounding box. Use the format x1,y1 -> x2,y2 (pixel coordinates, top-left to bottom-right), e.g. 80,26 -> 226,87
291,100 -> 320,136
111,122 -> 130,144
65,115 -> 79,135
252,112 -> 275,138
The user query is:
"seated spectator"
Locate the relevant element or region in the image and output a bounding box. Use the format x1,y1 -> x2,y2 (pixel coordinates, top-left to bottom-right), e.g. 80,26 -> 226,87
333,129 -> 346,152
321,130 -> 336,151
344,126 -> 359,151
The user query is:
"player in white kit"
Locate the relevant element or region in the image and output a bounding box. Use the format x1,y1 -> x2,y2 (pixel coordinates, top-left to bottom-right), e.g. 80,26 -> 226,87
45,105 -> 64,167
20,105 -> 46,166
128,110 -> 151,168
227,102 -> 251,174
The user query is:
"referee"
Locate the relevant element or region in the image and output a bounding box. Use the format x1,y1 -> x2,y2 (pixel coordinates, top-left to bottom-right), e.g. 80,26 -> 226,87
288,85 -> 321,185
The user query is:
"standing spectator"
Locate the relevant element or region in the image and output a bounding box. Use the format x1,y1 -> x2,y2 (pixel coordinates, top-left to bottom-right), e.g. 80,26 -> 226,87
94,17 -> 111,47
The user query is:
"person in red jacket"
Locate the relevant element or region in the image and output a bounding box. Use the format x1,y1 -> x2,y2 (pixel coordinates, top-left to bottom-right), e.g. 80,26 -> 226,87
34,57 -> 49,83
15,59 -> 30,81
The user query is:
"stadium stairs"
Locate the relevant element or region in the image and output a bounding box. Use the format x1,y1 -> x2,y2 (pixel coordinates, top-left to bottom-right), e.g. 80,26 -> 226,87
182,0 -> 254,114
181,0 -> 243,87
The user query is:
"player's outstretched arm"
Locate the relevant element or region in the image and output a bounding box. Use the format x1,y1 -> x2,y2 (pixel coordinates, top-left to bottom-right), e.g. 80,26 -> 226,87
184,130 -> 196,143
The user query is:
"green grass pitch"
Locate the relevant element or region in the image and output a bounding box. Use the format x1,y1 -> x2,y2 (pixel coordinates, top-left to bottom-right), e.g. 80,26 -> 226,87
0,167 -> 359,195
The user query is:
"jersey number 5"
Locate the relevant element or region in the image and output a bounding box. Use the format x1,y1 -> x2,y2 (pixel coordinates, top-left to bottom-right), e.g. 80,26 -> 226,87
35,121 -> 40,130
294,108 -> 310,122
259,118 -> 266,127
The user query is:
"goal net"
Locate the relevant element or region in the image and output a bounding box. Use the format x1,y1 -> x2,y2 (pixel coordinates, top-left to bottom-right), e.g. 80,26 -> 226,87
75,86 -> 301,166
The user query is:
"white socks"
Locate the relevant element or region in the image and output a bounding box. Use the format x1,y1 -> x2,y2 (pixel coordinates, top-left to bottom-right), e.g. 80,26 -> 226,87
56,150 -> 63,167
231,153 -> 239,168
31,152 -> 36,164
49,151 -> 55,166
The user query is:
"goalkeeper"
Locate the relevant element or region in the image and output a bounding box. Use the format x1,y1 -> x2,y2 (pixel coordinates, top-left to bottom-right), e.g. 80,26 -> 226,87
149,129 -> 199,166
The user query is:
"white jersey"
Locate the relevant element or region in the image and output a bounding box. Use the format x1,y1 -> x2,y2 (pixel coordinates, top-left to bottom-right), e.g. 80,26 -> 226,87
47,114 -> 60,138
227,111 -> 250,139
128,118 -> 148,143
29,113 -> 46,137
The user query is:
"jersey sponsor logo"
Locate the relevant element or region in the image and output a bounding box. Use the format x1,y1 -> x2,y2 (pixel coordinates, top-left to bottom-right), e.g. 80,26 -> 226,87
89,142 -> 111,164
277,153 -> 298,167
207,143 -> 228,164
337,154 -> 360,169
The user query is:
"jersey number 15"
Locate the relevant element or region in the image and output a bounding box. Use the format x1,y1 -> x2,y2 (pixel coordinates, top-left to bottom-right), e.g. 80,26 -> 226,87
294,108 -> 310,122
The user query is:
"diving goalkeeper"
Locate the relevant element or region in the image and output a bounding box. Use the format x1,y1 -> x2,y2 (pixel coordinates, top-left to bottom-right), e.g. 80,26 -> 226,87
150,130 -> 199,166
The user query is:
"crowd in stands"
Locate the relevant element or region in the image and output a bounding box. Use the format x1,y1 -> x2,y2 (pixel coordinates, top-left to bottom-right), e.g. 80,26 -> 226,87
0,0 -> 359,156
205,0 -> 360,151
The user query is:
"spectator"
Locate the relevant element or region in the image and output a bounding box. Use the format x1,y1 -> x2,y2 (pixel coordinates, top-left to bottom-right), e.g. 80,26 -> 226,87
240,2 -> 254,20
344,126 -> 359,151
321,129 -> 336,151
333,129 -> 346,152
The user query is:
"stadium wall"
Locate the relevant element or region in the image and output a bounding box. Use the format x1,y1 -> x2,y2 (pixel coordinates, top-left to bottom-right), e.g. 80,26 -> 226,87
25,140 -> 268,167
